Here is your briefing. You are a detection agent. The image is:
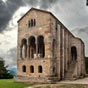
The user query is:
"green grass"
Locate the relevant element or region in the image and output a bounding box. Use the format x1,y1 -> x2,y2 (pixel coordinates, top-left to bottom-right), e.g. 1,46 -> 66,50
0,79 -> 33,88
0,79 -> 87,88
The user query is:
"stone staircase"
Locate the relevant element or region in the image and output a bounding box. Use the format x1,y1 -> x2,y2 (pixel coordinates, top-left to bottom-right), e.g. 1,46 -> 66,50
64,60 -> 76,80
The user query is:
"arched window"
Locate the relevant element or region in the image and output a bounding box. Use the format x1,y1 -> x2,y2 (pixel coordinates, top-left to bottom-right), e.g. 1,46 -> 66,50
71,46 -> 77,60
28,36 -> 36,58
37,35 -> 45,58
38,65 -> 43,73
28,20 -> 31,28
22,65 -> 26,72
30,65 -> 34,73
21,38 -> 27,59
31,19 -> 33,27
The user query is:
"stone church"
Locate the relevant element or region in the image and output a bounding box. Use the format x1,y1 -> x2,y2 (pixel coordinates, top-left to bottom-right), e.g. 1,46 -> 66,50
15,8 -> 86,83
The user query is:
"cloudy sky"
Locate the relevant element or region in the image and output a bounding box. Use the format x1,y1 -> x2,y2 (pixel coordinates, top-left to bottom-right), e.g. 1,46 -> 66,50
0,0 -> 88,67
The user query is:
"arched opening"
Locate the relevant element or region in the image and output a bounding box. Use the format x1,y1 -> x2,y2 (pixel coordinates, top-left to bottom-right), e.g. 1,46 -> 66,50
37,35 -> 45,58
28,36 -> 36,58
21,38 -> 27,59
22,65 -> 26,72
28,20 -> 31,28
31,19 -> 33,27
38,65 -> 43,73
71,46 -> 77,61
30,65 -> 34,73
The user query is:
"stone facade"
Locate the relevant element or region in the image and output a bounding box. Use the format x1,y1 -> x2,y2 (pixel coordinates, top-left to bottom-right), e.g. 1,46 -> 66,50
15,8 -> 86,83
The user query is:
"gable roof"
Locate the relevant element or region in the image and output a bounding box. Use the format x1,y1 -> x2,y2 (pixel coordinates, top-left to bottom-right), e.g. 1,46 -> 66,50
17,8 -> 78,39
17,8 -> 54,23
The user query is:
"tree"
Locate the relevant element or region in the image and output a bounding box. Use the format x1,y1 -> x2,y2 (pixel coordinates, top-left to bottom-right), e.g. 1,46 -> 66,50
0,57 -> 13,79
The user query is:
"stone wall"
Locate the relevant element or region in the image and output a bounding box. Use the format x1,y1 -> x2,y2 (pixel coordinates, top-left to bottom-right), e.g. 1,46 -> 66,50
16,8 -> 86,83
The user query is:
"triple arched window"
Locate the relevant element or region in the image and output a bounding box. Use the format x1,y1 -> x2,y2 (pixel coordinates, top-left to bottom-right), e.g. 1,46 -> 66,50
22,65 -> 43,73
28,19 -> 36,28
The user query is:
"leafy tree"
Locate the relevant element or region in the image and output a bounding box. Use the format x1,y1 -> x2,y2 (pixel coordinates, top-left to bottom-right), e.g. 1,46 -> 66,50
0,57 -> 13,79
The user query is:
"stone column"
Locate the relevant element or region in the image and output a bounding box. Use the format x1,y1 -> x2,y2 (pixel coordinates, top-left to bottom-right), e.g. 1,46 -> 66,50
62,28 -> 65,79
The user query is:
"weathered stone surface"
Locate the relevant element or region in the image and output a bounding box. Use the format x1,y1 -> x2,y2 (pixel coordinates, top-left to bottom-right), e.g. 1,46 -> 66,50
15,8 -> 86,83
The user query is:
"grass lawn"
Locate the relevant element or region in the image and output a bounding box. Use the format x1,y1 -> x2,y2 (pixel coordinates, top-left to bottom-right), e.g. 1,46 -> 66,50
0,79 -> 33,88
0,79 -> 87,88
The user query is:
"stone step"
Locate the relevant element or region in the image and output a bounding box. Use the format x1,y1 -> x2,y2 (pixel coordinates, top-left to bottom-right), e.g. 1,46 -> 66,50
64,60 -> 76,80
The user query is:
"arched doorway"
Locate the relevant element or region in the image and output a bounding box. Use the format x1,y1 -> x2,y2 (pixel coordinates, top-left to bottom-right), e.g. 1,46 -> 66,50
37,35 -> 45,58
71,46 -> 77,61
28,36 -> 36,58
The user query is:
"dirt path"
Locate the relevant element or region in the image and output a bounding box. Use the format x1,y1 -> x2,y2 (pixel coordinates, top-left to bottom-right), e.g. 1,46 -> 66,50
59,77 -> 88,84
26,77 -> 88,88
25,84 -> 63,88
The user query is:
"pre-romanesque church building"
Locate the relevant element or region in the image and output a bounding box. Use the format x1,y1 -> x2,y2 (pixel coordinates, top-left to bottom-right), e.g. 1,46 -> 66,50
15,8 -> 86,83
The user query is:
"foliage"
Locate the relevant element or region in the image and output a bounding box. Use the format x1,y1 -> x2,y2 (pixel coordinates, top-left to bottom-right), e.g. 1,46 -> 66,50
0,57 -> 13,79
0,79 -> 33,88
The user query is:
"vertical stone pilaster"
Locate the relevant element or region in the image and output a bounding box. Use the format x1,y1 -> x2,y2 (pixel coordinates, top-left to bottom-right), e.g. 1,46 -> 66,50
68,34 -> 71,65
60,26 -> 63,79
58,25 -> 61,79
64,30 -> 66,73
81,43 -> 85,75
62,28 -> 65,79
56,24 -> 60,79
66,31 -> 68,71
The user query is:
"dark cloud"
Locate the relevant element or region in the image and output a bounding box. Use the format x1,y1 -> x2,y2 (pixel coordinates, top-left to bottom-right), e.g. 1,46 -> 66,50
0,0 -> 58,32
0,0 -> 23,32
